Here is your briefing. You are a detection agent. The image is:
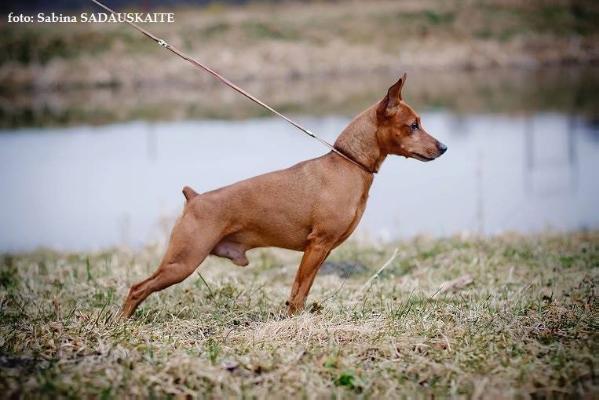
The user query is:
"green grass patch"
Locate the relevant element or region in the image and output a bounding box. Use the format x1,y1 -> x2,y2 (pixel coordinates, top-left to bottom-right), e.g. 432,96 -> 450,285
0,232 -> 597,397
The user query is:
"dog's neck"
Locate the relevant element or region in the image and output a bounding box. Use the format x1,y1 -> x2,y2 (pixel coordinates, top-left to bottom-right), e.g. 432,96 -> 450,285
334,105 -> 387,174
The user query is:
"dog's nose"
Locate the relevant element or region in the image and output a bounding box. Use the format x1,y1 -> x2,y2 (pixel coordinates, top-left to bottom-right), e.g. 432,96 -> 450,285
437,141 -> 447,154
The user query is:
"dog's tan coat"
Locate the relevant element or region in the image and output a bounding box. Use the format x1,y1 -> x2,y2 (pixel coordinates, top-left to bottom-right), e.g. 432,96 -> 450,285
121,74 -> 446,317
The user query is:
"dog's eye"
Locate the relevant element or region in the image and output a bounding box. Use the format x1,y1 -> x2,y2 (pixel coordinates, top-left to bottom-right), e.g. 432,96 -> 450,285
410,122 -> 419,131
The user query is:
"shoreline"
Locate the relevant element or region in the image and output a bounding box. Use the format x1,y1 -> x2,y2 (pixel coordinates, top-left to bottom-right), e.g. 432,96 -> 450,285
2,65 -> 598,129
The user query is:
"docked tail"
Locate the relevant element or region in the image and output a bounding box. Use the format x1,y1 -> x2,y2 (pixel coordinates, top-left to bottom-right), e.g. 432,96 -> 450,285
182,186 -> 199,201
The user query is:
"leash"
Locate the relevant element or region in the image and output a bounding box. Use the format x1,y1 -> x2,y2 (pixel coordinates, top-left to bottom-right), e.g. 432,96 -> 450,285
91,0 -> 375,175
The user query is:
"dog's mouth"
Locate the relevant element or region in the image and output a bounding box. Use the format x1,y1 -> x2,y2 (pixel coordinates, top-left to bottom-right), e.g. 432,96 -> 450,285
411,152 -> 435,162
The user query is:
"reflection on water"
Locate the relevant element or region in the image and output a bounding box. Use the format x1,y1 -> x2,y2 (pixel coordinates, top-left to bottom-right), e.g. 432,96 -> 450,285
1,112 -> 597,251
2,66 -> 598,129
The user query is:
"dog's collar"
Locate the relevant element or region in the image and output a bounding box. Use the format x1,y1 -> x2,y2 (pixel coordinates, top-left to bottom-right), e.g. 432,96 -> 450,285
333,146 -> 377,175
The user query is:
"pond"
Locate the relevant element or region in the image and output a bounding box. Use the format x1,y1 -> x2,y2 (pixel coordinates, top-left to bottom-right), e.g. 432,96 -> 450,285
1,68 -> 598,251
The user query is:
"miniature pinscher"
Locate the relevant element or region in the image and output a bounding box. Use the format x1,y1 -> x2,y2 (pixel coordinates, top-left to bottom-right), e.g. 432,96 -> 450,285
121,73 -> 447,318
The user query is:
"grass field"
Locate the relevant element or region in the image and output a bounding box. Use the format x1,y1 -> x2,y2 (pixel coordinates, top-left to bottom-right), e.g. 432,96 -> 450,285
2,0 -> 598,129
1,232 -> 598,398
1,0 -> 598,90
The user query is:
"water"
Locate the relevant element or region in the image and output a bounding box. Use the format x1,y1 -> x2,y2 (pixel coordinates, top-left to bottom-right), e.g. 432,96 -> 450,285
1,110 -> 598,251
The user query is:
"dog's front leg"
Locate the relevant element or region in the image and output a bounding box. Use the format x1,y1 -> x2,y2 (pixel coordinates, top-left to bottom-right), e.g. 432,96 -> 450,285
287,238 -> 332,315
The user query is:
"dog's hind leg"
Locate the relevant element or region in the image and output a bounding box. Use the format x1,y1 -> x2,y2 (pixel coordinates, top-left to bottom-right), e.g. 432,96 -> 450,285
120,206 -> 222,319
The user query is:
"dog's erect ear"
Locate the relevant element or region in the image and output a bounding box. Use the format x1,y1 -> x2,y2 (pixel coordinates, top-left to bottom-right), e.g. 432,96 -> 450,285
378,73 -> 407,118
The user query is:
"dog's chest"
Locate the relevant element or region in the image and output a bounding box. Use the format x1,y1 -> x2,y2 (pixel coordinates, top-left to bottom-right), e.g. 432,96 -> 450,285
316,178 -> 370,244
335,191 -> 369,244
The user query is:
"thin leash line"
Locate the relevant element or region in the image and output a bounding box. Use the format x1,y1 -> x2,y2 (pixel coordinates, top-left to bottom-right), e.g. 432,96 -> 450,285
90,0 -> 374,174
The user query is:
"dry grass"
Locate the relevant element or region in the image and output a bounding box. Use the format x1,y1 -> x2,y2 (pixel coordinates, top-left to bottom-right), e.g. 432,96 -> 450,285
0,232 -> 598,398
1,0 -> 598,90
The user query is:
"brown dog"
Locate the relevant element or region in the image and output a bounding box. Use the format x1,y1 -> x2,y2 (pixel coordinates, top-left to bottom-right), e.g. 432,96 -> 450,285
120,73 -> 447,318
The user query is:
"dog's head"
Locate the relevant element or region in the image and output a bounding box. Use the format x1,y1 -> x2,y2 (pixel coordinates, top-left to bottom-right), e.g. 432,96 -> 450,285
376,74 -> 447,161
